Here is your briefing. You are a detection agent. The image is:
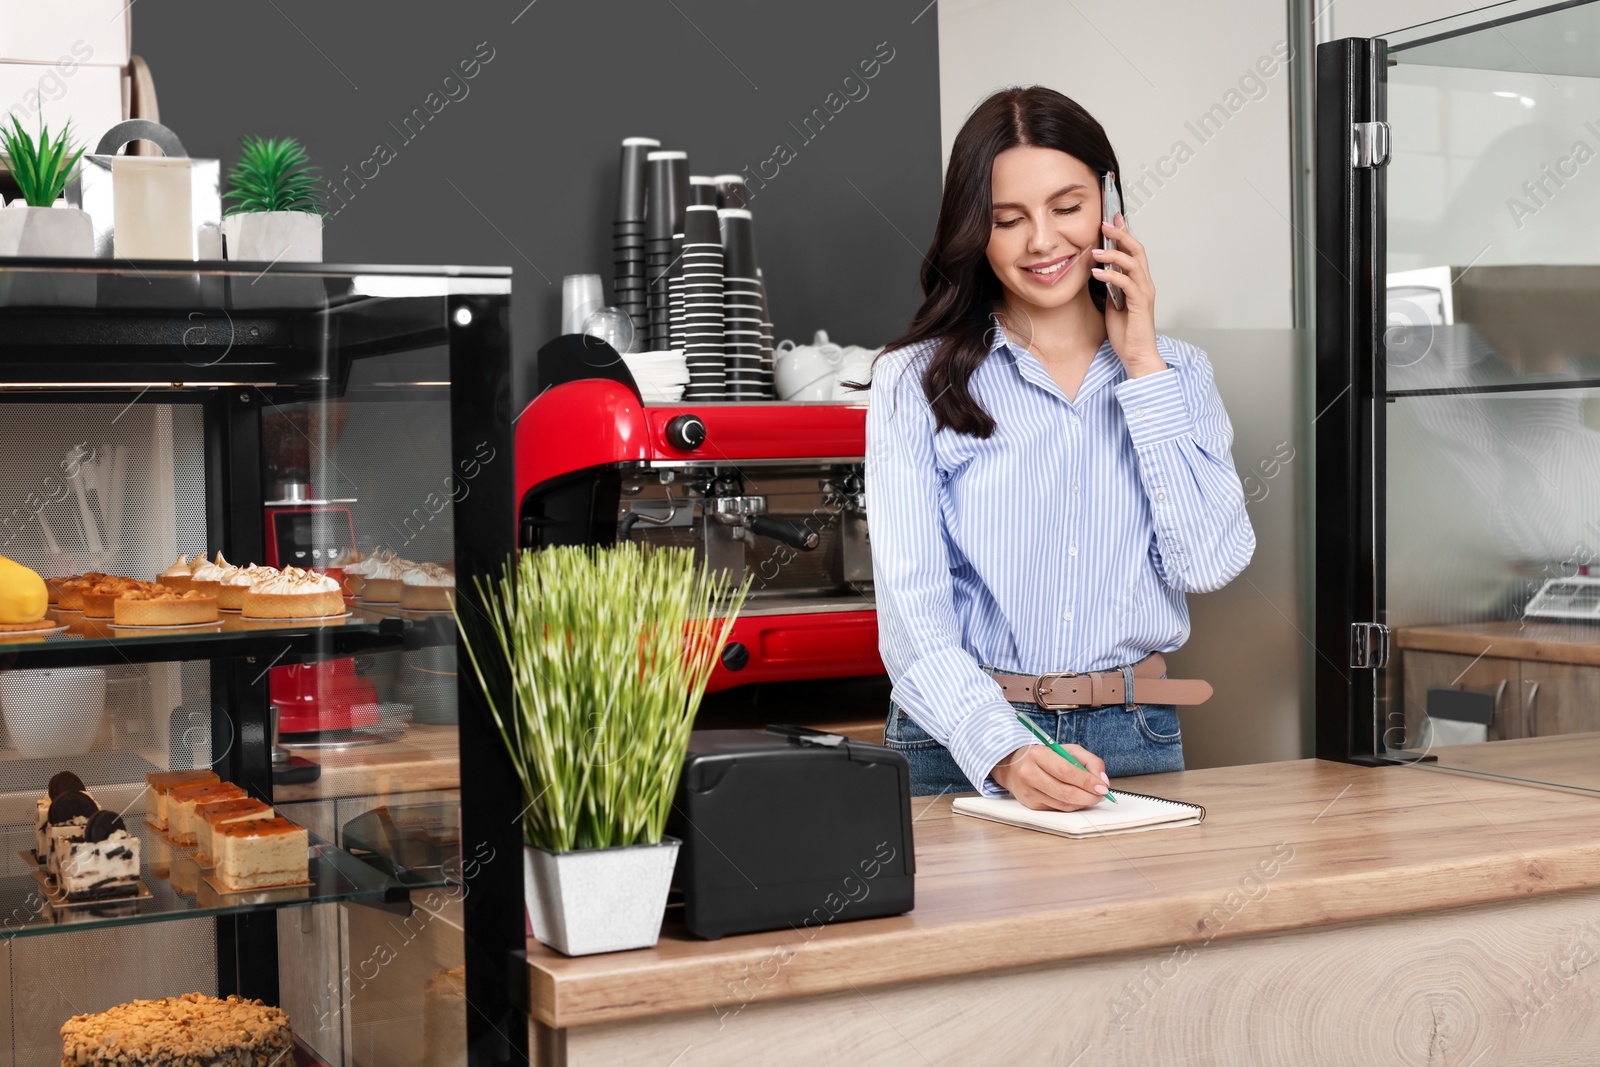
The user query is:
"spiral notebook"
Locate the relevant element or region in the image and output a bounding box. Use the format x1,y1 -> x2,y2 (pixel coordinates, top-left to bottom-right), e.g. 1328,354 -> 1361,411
952,790 -> 1206,838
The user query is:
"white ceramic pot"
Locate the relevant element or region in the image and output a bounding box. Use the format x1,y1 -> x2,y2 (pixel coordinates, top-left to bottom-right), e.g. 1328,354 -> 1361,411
223,211 -> 324,262
0,205 -> 95,257
523,837 -> 680,956
774,339 -> 843,402
0,667 -> 106,758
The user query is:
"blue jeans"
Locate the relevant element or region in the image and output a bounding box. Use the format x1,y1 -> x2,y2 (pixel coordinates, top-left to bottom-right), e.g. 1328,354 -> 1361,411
883,699 -> 1185,796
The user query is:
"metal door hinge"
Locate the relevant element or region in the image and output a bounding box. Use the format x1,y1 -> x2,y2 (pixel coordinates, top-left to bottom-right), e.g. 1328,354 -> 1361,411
1351,622 -> 1390,669
1352,121 -> 1391,168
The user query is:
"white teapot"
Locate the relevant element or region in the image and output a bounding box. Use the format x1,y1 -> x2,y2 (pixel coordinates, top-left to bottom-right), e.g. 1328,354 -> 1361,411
774,330 -> 845,401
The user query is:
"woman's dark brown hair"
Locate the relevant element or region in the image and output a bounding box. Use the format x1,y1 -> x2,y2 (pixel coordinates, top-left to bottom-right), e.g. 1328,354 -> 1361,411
877,86 -> 1122,437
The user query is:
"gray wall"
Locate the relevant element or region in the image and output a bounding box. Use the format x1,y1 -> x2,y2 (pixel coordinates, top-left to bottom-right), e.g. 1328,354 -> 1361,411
131,1 -> 943,405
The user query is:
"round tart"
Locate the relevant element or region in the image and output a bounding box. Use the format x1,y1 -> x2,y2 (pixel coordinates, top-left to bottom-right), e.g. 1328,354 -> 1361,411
242,567 -> 344,619
345,549 -> 409,603
56,572 -> 107,613
81,578 -> 152,619
400,562 -> 455,611
156,554 -> 194,591
113,588 -> 220,626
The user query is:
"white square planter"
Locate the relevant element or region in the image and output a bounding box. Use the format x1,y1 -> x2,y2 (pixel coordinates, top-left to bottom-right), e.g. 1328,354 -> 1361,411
223,210 -> 324,262
0,205 -> 94,257
524,837 -> 679,956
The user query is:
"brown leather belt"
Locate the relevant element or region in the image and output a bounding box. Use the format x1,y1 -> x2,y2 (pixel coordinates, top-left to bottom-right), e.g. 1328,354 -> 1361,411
986,653 -> 1212,710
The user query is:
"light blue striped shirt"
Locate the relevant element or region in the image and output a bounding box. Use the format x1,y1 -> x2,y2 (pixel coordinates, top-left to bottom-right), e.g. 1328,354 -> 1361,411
866,320 -> 1255,794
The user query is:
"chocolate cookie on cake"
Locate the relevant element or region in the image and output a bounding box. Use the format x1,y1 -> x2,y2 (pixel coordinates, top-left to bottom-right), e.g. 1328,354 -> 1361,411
35,771 -> 89,862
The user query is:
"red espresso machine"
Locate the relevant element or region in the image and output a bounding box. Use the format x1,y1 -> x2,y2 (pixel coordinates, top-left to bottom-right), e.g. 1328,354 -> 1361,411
261,405 -> 382,742
513,340 -> 882,693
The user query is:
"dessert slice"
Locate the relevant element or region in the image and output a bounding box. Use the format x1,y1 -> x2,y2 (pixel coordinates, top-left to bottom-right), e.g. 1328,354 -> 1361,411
214,817 -> 310,891
58,809 -> 141,901
60,993 -> 294,1067
156,553 -> 193,591
242,567 -> 344,619
400,562 -> 455,611
35,771 -> 88,862
144,769 -> 220,830
194,797 -> 275,866
45,790 -> 99,879
167,782 -> 247,845
112,587 -> 219,626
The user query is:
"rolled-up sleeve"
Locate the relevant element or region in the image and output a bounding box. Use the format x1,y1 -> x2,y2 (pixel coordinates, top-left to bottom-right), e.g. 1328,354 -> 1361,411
1112,340 -> 1255,593
866,353 -> 1036,795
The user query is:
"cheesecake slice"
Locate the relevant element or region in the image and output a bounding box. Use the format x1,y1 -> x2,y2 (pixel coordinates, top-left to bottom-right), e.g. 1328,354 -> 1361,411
194,797 -> 275,866
166,782 -> 247,846
58,810 -> 141,902
214,817 -> 309,891
144,770 -> 220,830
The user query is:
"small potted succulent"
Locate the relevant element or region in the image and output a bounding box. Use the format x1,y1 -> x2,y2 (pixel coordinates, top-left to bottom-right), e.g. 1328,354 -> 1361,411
0,117 -> 91,257
221,135 -> 326,262
459,543 -> 748,956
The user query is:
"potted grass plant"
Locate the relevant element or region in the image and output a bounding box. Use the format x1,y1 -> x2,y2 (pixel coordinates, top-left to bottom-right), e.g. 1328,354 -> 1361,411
459,543 -> 748,956
0,116 -> 91,257
221,135 -> 326,262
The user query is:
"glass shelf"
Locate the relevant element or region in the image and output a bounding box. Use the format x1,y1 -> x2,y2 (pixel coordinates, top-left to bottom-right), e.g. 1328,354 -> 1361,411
0,605 -> 454,669
0,814 -> 445,941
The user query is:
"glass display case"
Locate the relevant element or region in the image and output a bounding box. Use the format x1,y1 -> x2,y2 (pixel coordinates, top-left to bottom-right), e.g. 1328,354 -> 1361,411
1316,0 -> 1600,792
0,258 -> 517,1065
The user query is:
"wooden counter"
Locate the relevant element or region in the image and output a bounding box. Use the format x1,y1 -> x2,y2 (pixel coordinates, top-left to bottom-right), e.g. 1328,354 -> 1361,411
1395,618 -> 1600,665
527,742 -> 1600,1065
272,721 -> 458,802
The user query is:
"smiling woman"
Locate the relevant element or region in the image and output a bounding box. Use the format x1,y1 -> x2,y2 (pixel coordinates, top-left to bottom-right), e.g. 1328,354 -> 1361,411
866,86 -> 1256,811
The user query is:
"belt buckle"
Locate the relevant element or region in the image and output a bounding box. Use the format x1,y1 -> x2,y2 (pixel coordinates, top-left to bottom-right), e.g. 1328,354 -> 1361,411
1036,671 -> 1080,710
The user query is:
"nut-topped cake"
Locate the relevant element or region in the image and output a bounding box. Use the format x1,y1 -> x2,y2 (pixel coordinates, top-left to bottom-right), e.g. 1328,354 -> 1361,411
60,992 -> 293,1067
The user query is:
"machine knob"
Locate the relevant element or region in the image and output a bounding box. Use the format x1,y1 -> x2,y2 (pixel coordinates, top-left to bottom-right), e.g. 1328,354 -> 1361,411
665,414 -> 707,451
720,641 -> 750,672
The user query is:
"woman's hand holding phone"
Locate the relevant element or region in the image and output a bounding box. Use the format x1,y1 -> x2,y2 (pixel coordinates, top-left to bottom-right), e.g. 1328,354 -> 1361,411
991,742 -> 1111,811
1093,176 -> 1164,380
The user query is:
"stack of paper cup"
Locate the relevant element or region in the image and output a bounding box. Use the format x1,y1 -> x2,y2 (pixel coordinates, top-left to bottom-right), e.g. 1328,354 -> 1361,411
645,150 -> 688,351
561,274 -> 604,336
681,204 -> 727,400
719,208 -> 765,401
714,174 -> 749,210
756,267 -> 777,399
612,137 -> 657,350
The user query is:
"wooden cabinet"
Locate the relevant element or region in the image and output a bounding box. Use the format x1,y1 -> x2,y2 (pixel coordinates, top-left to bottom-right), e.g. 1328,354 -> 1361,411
1400,651 -> 1524,747
1400,645 -> 1600,746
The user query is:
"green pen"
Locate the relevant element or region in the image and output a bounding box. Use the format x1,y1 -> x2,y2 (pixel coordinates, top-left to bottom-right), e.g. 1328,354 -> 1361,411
1015,712 -> 1118,802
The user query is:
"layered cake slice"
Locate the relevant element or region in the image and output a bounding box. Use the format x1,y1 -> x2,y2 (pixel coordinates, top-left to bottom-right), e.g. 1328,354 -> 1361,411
60,992 -> 293,1067
167,782 -> 247,845
144,769 -> 219,830
194,797 -> 275,866
35,771 -> 89,863
58,810 -> 141,901
214,817 -> 309,891
45,790 -> 99,879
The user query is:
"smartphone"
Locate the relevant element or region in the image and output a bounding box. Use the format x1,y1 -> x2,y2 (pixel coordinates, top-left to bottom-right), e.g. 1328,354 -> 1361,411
1101,171 -> 1125,311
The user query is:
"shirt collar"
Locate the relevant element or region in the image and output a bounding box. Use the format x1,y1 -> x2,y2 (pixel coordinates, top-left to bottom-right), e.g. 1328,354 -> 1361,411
988,312 -> 1120,405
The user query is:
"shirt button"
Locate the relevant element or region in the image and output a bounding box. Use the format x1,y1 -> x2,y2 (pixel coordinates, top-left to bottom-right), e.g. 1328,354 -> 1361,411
1133,406 -> 1146,418
1069,414 -> 1080,427
1071,482 -> 1080,494
1068,543 -> 1078,556
1156,491 -> 1167,502
1063,609 -> 1074,622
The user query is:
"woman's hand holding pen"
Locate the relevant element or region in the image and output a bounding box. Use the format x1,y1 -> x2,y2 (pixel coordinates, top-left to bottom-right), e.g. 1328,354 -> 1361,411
991,743 -> 1111,811
1092,213 -> 1166,381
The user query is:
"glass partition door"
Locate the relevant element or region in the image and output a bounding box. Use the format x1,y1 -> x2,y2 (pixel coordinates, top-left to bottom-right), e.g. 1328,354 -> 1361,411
1318,0 -> 1600,792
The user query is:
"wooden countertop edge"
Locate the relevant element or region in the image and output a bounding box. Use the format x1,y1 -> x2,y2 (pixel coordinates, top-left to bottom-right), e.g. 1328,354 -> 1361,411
1394,625 -> 1600,666
526,840 -> 1600,1029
